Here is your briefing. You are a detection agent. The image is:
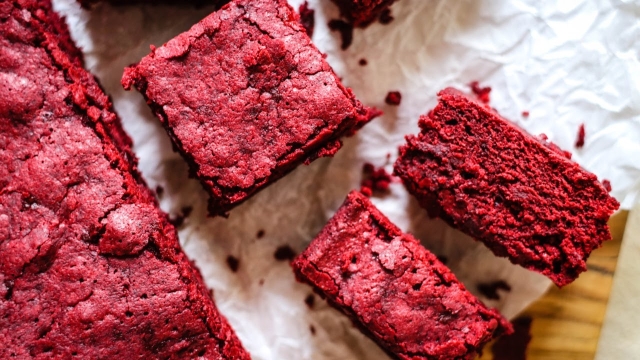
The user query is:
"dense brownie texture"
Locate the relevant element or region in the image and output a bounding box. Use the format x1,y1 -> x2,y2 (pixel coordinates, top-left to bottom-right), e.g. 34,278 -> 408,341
0,1 -> 249,358
292,191 -> 512,360
123,0 -> 379,216
77,0 -> 229,8
331,0 -> 398,27
394,89 -> 620,287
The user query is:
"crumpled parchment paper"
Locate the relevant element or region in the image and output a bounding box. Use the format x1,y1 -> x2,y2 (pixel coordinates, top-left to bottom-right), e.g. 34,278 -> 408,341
53,0 -> 640,358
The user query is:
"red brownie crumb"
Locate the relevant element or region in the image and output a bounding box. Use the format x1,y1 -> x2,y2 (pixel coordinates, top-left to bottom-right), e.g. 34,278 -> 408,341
379,8 -> 394,24
522,111 -> 530,118
394,89 -> 620,286
603,180 -> 612,192
292,191 -> 512,359
575,123 -> 586,148
492,317 -> 533,360
360,163 -> 393,196
274,245 -> 297,262
477,280 -> 512,301
310,325 -> 317,335
359,58 -> 368,66
470,81 -> 491,104
331,0 -> 399,28
328,19 -> 354,50
385,91 -> 402,105
226,256 -> 240,273
304,294 -> 315,309
155,185 -> 164,198
123,0 -> 379,216
299,1 -> 315,37
257,229 -> 266,239
0,2 -> 249,358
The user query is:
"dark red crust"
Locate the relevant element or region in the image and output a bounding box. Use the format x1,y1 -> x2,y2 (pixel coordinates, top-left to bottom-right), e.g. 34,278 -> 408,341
292,191 -> 512,360
123,0 -> 379,216
77,0 -> 230,9
331,0 -> 398,27
0,1 -> 249,358
394,88 -> 620,287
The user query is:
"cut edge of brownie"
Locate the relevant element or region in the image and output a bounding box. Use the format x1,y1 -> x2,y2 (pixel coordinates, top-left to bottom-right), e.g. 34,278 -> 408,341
292,191 -> 512,360
1,1 -> 249,357
122,0 -> 381,216
394,88 -> 620,287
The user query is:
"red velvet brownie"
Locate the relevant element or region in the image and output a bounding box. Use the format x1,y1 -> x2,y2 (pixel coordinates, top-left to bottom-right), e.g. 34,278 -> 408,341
331,0 -> 398,27
0,1 -> 249,358
77,0 -> 230,8
123,0 -> 379,216
394,89 -> 620,287
292,191 -> 512,360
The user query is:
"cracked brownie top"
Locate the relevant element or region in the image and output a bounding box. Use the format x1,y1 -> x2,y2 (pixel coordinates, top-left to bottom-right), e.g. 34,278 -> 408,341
0,1 -> 248,358
292,191 -> 512,360
123,0 -> 379,216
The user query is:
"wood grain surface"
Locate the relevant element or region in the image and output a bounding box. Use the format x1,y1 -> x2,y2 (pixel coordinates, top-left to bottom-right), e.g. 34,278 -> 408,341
478,210 -> 629,360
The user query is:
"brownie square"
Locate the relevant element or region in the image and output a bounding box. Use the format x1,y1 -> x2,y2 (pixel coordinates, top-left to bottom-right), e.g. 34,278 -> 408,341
123,0 -> 379,216
332,0 -> 398,27
0,1 -> 248,358
394,88 -> 620,287
292,191 -> 512,360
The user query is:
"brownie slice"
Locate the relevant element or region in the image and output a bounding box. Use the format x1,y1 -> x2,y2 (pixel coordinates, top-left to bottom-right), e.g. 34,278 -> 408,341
331,0 -> 398,27
123,0 -> 379,216
292,191 -> 512,360
0,1 -> 249,358
394,88 -> 620,287
77,0 -> 229,8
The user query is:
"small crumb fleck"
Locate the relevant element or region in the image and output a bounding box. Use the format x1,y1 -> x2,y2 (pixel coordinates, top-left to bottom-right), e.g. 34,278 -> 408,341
304,294 -> 315,309
226,256 -> 240,273
602,179 -> 612,192
477,280 -> 512,301
492,316 -> 533,360
379,8 -> 394,24
310,325 -> 316,335
385,91 -> 402,106
274,245 -> 297,262
258,279 -> 265,286
256,229 -> 265,239
155,185 -> 164,198
522,111 -> 530,118
359,58 -> 368,66
575,124 -> 586,148
328,19 -> 354,50
469,81 -> 491,104
181,206 -> 193,218
360,163 -> 394,197
299,1 -> 315,38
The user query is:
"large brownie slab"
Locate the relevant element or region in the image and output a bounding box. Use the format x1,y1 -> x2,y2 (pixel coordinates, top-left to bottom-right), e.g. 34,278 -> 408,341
292,191 -> 512,360
394,88 -> 620,287
0,1 -> 249,358
123,0 -> 379,216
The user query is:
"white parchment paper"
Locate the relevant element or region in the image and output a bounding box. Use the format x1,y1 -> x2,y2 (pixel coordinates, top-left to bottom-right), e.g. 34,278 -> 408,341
53,0 -> 640,358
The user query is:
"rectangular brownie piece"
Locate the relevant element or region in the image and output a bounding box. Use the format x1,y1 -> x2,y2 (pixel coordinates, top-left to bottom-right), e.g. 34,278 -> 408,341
122,0 -> 379,216
0,1 -> 249,358
394,88 -> 620,287
292,191 -> 512,360
332,0 -> 398,27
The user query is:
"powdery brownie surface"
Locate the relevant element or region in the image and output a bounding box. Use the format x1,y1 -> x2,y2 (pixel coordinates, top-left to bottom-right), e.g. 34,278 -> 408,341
331,0 -> 398,27
0,1 -> 249,358
77,0 -> 230,8
394,89 -> 620,287
292,191 -> 512,360
123,0 -> 379,216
